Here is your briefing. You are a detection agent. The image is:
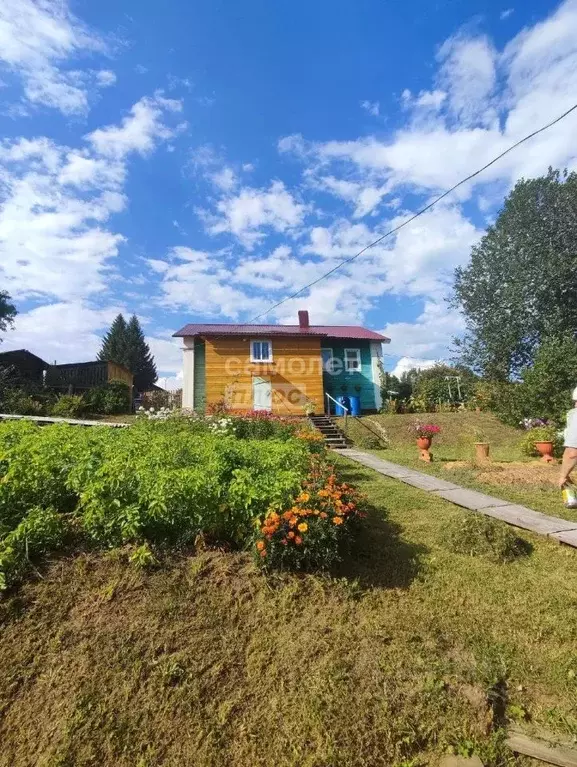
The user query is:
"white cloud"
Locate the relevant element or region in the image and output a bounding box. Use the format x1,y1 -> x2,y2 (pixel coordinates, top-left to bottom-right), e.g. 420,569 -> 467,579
0,95 -> 181,303
280,0 -> 577,203
87,94 -> 183,159
0,0 -> 107,114
210,166 -> 237,191
204,181 -> 307,248
392,357 -> 439,378
95,69 -> 116,88
4,302 -> 123,364
436,33 -> 497,125
151,246 -> 264,318
500,9 -> 514,20
360,100 -> 380,116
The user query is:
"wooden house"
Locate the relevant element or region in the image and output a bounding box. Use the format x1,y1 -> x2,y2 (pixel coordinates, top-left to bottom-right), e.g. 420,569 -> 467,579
0,349 -> 49,385
45,360 -> 133,392
173,310 -> 390,415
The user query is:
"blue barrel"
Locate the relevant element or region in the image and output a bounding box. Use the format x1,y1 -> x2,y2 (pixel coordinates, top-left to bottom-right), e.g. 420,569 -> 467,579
335,396 -> 349,416
348,395 -> 361,416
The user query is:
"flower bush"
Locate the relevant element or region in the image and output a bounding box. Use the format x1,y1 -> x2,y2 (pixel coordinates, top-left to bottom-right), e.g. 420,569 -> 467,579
519,424 -> 562,457
254,455 -> 364,571
408,422 -> 441,439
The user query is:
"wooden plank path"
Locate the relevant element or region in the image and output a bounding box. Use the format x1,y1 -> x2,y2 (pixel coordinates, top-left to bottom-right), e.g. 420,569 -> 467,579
339,449 -> 577,549
0,413 -> 130,428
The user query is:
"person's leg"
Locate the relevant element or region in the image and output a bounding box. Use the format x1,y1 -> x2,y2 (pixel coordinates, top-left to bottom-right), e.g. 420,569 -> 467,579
559,447 -> 577,487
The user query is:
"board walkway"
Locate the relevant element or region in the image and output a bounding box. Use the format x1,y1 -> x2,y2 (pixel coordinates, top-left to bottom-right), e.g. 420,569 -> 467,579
339,449 -> 577,549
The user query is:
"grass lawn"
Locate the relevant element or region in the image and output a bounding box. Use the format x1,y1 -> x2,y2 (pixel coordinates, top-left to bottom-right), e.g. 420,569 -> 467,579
1,455 -> 577,766
339,412 -> 575,521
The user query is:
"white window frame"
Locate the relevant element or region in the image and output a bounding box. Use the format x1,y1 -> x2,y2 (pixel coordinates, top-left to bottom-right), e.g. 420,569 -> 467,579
344,348 -> 361,373
321,347 -> 334,374
250,339 -> 273,363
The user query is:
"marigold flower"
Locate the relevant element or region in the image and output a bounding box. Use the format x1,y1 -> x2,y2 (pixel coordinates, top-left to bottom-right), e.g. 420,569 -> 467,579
320,512 -> 328,519
297,522 -> 308,533
281,538 -> 288,545
333,516 -> 344,525
288,531 -> 295,539
294,535 -> 303,545
260,549 -> 267,558
297,492 -> 310,503
256,540 -> 265,551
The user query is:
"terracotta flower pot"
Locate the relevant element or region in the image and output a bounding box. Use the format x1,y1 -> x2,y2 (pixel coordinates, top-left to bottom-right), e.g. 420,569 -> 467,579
534,441 -> 555,463
475,442 -> 490,462
416,436 -> 432,462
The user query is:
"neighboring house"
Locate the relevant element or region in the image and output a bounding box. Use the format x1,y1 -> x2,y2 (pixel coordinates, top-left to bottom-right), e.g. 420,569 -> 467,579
0,349 -> 49,386
45,360 -> 133,392
173,310 -> 390,415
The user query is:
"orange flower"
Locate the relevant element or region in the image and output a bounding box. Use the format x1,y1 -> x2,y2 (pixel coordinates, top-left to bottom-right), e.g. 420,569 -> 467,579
283,510 -> 293,520
256,540 -> 265,551
297,522 -> 308,533
294,535 -> 303,545
297,492 -> 310,503
288,531 -> 295,539
320,512 -> 328,519
318,489 -> 329,497
332,516 -> 344,525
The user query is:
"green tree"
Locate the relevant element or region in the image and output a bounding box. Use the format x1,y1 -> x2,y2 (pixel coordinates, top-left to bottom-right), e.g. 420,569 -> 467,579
98,314 -> 128,364
98,314 -> 157,391
0,290 -> 16,340
124,315 -> 157,391
452,168 -> 577,379
413,364 -> 478,406
518,335 -> 577,423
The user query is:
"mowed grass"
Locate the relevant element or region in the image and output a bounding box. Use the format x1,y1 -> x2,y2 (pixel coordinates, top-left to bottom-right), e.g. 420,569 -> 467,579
1,457 -> 577,766
339,412 -> 573,520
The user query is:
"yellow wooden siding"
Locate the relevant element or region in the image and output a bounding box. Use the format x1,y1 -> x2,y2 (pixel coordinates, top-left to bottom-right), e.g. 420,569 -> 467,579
107,362 -> 134,388
204,336 -> 324,415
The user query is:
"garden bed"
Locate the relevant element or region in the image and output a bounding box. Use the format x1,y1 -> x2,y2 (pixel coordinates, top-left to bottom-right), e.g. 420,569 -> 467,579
1,457 -> 576,766
0,415 -> 358,590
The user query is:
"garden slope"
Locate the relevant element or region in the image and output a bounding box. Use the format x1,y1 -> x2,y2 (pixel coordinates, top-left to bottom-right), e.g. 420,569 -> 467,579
1,459 -> 577,767
340,412 -> 573,520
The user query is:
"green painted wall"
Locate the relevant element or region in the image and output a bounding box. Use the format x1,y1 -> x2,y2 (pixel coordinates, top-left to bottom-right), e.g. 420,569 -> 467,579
322,340 -> 376,411
193,339 -> 206,412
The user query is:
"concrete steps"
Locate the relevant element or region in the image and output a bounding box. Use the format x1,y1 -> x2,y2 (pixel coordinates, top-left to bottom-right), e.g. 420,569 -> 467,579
308,415 -> 348,449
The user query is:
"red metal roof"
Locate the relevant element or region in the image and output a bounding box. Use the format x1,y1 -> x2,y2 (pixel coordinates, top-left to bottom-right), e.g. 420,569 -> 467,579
173,323 -> 390,342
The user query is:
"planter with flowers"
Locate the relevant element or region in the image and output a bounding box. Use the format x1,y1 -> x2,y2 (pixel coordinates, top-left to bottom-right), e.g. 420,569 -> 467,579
409,422 -> 441,462
519,422 -> 559,463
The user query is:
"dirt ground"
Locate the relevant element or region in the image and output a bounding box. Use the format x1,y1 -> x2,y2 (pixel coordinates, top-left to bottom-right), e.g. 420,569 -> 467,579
443,460 -> 558,488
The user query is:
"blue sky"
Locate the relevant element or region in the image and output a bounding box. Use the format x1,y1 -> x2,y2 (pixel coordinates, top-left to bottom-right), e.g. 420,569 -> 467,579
1,0 -> 577,387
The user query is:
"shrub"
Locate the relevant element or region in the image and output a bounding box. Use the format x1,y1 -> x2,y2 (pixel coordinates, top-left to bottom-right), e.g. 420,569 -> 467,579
519,425 -> 562,457
83,381 -> 131,415
446,514 -> 530,563
0,388 -> 46,415
50,394 -> 86,418
0,506 -> 69,590
254,456 -> 364,571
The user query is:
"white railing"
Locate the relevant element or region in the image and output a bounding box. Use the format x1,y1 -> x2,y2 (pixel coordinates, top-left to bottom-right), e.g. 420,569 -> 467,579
325,392 -> 349,428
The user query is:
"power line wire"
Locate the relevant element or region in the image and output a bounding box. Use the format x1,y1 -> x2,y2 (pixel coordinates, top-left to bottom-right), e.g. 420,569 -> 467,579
247,101 -> 577,322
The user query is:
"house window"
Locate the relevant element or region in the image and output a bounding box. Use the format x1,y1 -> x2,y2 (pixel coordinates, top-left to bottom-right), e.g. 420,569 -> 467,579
344,348 -> 361,372
251,339 -> 273,362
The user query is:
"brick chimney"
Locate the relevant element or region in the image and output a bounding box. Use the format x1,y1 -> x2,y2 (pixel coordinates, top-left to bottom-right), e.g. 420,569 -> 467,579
298,310 -> 310,329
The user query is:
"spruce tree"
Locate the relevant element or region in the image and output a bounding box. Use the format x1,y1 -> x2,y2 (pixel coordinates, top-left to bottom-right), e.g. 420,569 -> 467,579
98,313 -> 157,391
125,314 -> 157,391
98,314 -> 128,364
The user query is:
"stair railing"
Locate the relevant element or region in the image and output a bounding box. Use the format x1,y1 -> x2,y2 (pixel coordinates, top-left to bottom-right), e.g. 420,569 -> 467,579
325,392 -> 349,429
